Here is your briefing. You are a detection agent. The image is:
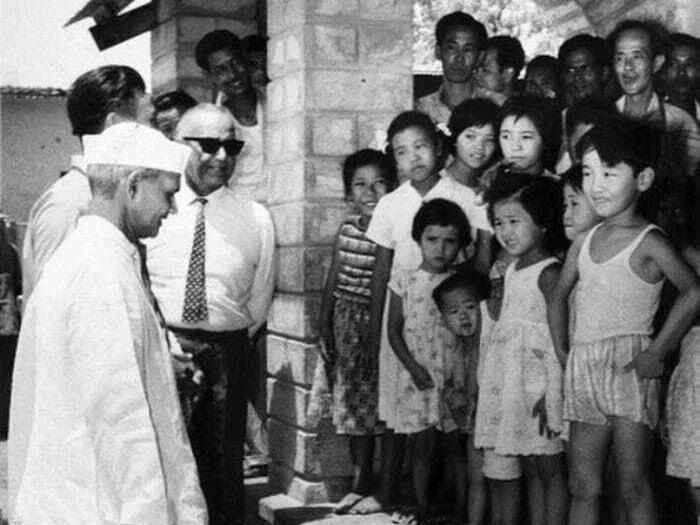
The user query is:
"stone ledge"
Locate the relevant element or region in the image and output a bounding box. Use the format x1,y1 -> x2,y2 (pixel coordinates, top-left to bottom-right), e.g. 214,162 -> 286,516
268,461 -> 350,504
267,377 -> 312,428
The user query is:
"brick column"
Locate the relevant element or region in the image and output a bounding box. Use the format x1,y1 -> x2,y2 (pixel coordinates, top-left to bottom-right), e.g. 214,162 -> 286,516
264,0 -> 412,504
150,0 -> 260,101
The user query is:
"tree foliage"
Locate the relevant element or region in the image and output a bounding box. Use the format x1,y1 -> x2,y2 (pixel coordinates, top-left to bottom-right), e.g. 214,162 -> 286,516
413,0 -> 566,73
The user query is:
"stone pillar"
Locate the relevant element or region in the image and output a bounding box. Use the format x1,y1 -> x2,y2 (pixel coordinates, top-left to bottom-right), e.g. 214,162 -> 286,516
264,0 -> 412,504
150,0 -> 260,101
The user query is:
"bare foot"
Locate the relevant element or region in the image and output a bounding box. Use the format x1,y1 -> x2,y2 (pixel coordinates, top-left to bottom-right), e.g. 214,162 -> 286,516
334,492 -> 364,514
348,495 -> 383,515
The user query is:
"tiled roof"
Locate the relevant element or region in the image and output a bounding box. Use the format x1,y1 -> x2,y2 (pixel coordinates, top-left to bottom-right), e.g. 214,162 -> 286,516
0,86 -> 67,98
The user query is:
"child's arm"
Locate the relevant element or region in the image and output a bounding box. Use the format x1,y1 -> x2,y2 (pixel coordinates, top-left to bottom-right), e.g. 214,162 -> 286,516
472,230 -> 494,276
626,231 -> 700,378
367,246 -> 393,358
387,290 -> 434,390
319,236 -> 342,366
547,235 -> 583,366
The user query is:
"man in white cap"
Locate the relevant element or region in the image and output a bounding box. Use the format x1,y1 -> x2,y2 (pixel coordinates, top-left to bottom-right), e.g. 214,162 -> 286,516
8,122 -> 208,524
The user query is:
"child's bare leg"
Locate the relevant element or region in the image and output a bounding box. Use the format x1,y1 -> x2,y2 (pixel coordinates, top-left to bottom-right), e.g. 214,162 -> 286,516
612,416 -> 657,525
466,435 -> 487,525
350,435 -> 375,495
568,421 -> 611,525
488,479 -> 520,525
533,453 -> 568,525
411,427 -> 437,514
447,431 -> 468,518
605,454 -> 628,525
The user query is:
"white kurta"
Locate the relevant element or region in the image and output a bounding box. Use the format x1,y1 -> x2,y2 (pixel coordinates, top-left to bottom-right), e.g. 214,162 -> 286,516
8,216 -> 207,525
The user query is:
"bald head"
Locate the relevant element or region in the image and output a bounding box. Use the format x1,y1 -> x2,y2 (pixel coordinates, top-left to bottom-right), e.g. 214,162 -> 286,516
175,103 -> 236,139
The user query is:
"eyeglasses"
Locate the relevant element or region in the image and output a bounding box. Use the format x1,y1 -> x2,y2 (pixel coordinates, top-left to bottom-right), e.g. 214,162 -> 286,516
183,137 -> 245,156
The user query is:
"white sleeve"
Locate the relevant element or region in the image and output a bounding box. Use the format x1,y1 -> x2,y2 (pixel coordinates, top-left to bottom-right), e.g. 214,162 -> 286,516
365,196 -> 395,249
247,206 -> 276,336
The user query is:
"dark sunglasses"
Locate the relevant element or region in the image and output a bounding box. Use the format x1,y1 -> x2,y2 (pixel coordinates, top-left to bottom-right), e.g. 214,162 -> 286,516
184,137 -> 245,156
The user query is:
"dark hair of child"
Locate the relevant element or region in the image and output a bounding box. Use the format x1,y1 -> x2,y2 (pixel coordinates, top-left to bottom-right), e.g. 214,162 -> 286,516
487,35 -> 526,78
560,164 -> 584,193
448,97 -> 502,155
386,110 -> 445,160
485,168 -> 567,254
564,98 -> 618,137
557,33 -> 612,70
411,198 -> 472,248
607,18 -> 670,60
500,95 -> 562,173
435,11 -> 488,49
342,149 -> 398,198
432,268 -> 491,312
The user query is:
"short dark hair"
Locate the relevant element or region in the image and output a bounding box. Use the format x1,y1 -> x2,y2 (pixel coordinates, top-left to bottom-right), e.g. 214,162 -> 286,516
435,11 -> 487,49
558,33 -> 612,70
486,169 -> 567,253
608,18 -> 670,60
242,34 -> 268,54
66,65 -> 145,137
576,118 -> 662,175
342,149 -> 398,198
432,267 -> 491,311
386,110 -> 445,162
448,97 -> 501,141
564,97 -> 617,137
487,36 -> 526,78
411,198 -> 472,248
195,30 -> 247,71
152,89 -> 197,116
668,32 -> 700,54
500,95 -> 562,172
560,164 -> 584,193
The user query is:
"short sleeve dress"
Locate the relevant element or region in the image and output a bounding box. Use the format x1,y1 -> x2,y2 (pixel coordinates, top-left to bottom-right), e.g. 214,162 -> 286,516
389,267 -> 454,434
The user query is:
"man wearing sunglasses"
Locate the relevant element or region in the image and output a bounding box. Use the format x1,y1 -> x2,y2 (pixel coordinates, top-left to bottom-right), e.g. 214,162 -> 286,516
145,103 -> 275,525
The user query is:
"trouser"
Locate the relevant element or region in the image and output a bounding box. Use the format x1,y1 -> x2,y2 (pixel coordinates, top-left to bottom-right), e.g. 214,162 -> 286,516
170,327 -> 248,525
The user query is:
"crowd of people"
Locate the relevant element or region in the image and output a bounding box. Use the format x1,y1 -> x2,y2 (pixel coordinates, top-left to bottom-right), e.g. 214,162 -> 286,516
1,7 -> 699,525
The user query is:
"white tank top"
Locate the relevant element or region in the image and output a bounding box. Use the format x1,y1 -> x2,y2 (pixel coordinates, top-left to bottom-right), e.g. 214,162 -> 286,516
573,223 -> 664,344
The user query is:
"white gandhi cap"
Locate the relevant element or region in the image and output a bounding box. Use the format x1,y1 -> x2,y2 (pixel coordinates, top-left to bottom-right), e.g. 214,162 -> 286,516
83,122 -> 192,175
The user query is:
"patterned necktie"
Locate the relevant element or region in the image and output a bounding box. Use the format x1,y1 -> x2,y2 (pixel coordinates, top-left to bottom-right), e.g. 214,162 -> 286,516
182,197 -> 208,323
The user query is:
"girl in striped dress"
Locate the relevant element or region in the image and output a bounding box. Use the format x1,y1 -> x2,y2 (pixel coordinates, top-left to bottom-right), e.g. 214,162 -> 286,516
319,149 -> 398,514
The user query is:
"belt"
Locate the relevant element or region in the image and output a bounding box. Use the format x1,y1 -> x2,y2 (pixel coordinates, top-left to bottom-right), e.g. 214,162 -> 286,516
168,326 -> 247,346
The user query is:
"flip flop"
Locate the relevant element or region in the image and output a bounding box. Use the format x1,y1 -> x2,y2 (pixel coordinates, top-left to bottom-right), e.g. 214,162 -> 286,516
348,495 -> 383,515
334,492 -> 364,514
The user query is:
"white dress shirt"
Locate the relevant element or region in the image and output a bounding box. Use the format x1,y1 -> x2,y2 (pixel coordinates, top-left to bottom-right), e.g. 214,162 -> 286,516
9,216 -> 206,524
146,180 -> 275,334
21,156 -> 91,300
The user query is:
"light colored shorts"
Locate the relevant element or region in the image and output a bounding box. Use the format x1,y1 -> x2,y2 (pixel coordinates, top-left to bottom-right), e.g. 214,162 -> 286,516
482,448 -> 522,481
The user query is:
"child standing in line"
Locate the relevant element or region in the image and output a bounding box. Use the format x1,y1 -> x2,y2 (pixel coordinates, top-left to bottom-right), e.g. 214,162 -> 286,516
318,149 -> 398,514
432,269 -> 491,524
548,120 -> 700,525
386,199 -> 472,518
365,110 -> 492,513
476,172 -> 569,525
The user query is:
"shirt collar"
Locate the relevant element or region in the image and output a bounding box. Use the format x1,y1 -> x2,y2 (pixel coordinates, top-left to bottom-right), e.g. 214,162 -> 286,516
180,178 -> 229,206
616,92 -> 661,115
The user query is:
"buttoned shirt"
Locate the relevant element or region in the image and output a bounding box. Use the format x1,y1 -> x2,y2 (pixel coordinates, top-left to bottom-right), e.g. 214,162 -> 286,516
21,156 -> 91,300
9,216 -> 206,524
415,83 -> 452,128
145,181 -> 275,334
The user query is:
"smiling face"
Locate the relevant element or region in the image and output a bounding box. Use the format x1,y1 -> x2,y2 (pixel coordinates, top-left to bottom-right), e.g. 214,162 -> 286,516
563,184 -> 599,240
455,124 -> 497,171
437,26 -> 481,84
207,48 -> 253,98
349,164 -> 390,219
418,224 -> 461,273
563,48 -> 606,102
614,29 -> 661,98
127,171 -> 180,238
440,286 -> 480,337
499,115 -> 544,174
662,43 -> 699,100
492,199 -> 544,257
581,148 -> 641,218
391,126 -> 439,185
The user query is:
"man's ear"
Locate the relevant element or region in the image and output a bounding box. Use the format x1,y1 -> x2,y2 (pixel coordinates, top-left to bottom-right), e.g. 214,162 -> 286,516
126,169 -> 145,198
652,54 -> 665,74
636,166 -> 655,192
